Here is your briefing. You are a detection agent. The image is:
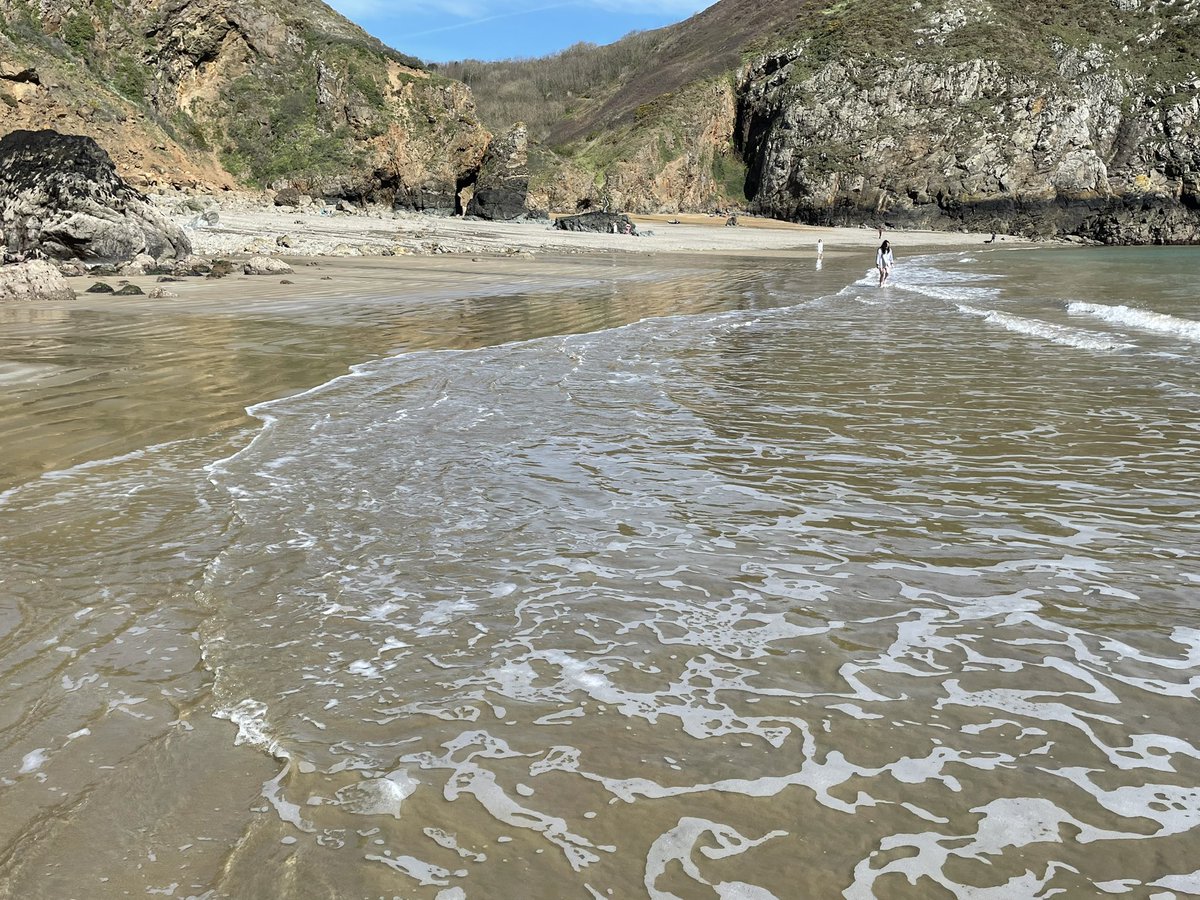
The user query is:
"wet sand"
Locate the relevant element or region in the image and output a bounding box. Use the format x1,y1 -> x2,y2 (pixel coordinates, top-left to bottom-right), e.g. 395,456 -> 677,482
1,214 -> 1007,491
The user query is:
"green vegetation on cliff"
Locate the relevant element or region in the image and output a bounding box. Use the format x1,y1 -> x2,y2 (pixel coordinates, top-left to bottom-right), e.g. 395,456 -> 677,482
0,0 -> 488,203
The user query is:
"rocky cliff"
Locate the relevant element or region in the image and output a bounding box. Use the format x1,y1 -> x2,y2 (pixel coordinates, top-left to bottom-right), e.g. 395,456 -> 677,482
736,0 -> 1200,243
453,0 -> 1200,243
0,0 -> 490,212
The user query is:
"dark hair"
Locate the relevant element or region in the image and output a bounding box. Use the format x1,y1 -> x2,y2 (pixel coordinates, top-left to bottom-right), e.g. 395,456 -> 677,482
880,240 -> 890,250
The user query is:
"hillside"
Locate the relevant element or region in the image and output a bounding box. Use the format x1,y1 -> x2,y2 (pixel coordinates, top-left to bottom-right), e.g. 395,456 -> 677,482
0,0 -> 489,211
441,0 -> 1200,241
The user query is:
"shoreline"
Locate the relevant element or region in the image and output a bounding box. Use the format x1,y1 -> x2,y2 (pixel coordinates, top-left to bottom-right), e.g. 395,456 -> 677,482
1,207 -> 1035,492
154,193 -> 1032,263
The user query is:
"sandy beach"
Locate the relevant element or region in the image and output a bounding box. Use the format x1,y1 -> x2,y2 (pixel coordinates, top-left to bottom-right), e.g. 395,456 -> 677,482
157,193 -> 1023,262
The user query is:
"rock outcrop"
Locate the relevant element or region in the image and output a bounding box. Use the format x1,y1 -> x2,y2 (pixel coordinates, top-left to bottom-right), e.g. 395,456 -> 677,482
0,130 -> 192,262
467,125 -> 540,221
554,211 -> 637,234
0,260 -> 76,302
736,42 -> 1200,243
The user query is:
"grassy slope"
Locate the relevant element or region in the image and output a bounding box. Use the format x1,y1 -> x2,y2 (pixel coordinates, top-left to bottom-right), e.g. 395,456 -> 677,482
0,0 -> 472,189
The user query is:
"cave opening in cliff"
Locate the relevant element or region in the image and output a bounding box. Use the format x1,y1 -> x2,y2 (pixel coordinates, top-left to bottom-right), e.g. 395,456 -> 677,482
455,172 -> 477,216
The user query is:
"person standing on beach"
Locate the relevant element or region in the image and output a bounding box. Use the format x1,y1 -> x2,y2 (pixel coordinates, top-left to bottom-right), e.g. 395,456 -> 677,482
817,238 -> 824,260
876,239 -> 894,286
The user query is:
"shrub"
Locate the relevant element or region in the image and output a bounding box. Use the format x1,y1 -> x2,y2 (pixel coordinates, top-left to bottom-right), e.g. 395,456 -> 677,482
63,14 -> 96,55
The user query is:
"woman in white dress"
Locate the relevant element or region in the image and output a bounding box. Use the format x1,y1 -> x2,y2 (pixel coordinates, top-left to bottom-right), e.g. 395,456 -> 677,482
876,239 -> 894,286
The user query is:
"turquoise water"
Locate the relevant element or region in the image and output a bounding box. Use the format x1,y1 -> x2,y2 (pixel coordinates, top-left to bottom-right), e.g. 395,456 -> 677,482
1,247 -> 1198,897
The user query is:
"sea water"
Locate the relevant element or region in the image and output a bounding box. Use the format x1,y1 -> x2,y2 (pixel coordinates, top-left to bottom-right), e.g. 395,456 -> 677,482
1,247 -> 1198,897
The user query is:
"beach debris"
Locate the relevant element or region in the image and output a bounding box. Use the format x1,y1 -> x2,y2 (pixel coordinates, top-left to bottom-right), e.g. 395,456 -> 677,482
244,256 -> 295,276
0,130 -> 191,263
0,260 -> 76,301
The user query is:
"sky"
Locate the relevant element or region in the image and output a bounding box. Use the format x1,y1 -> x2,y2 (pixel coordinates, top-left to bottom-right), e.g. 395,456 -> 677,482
325,0 -> 714,64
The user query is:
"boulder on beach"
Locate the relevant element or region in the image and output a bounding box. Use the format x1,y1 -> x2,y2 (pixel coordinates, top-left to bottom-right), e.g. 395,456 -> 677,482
274,187 -> 305,208
0,260 -> 76,301
0,130 -> 192,263
244,257 -> 295,276
554,211 -> 637,234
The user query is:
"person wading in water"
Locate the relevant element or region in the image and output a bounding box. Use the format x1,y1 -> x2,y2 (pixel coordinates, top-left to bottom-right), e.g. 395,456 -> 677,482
876,239 -> 894,287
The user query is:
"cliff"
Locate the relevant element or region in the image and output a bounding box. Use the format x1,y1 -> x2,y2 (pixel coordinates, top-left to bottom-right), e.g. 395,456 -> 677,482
0,0 -> 490,211
449,0 -> 1200,242
736,0 -> 1200,243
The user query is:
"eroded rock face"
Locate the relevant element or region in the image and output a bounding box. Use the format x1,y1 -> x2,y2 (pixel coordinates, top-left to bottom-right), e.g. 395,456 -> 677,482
0,130 -> 192,262
467,124 -> 540,221
0,260 -> 76,302
736,46 -> 1200,243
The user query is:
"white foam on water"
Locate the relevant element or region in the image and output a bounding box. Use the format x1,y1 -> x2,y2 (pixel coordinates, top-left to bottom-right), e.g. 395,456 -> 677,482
332,769 -> 418,818
19,748 -> 48,775
957,304 -> 1133,351
1069,302 -> 1200,342
365,853 -> 452,886
644,817 -> 786,900
213,698 -> 291,761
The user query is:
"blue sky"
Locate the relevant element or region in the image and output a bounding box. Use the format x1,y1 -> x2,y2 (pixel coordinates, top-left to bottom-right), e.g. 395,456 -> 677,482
326,0 -> 714,63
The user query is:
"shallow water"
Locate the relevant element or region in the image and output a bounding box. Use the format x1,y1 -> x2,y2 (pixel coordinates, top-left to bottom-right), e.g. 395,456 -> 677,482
1,248 -> 1199,898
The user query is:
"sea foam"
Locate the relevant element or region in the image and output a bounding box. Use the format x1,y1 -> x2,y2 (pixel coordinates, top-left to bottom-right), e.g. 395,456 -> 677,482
957,305 -> 1132,351
1068,302 -> 1200,342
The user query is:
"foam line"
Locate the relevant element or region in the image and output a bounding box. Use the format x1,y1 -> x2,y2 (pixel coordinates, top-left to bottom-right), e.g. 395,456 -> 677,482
1068,302 -> 1200,342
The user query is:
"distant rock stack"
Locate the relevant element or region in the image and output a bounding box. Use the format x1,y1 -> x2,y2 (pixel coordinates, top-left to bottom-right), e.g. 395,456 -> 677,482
467,124 -> 541,221
0,130 -> 191,263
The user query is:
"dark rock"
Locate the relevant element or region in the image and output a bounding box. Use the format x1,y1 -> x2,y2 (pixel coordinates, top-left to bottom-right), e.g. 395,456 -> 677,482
0,130 -> 192,262
86,281 -> 116,293
274,187 -> 304,207
467,124 -> 539,221
0,62 -> 40,84
157,275 -> 181,282
554,211 -> 638,234
724,215 -> 739,227
112,284 -> 144,296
